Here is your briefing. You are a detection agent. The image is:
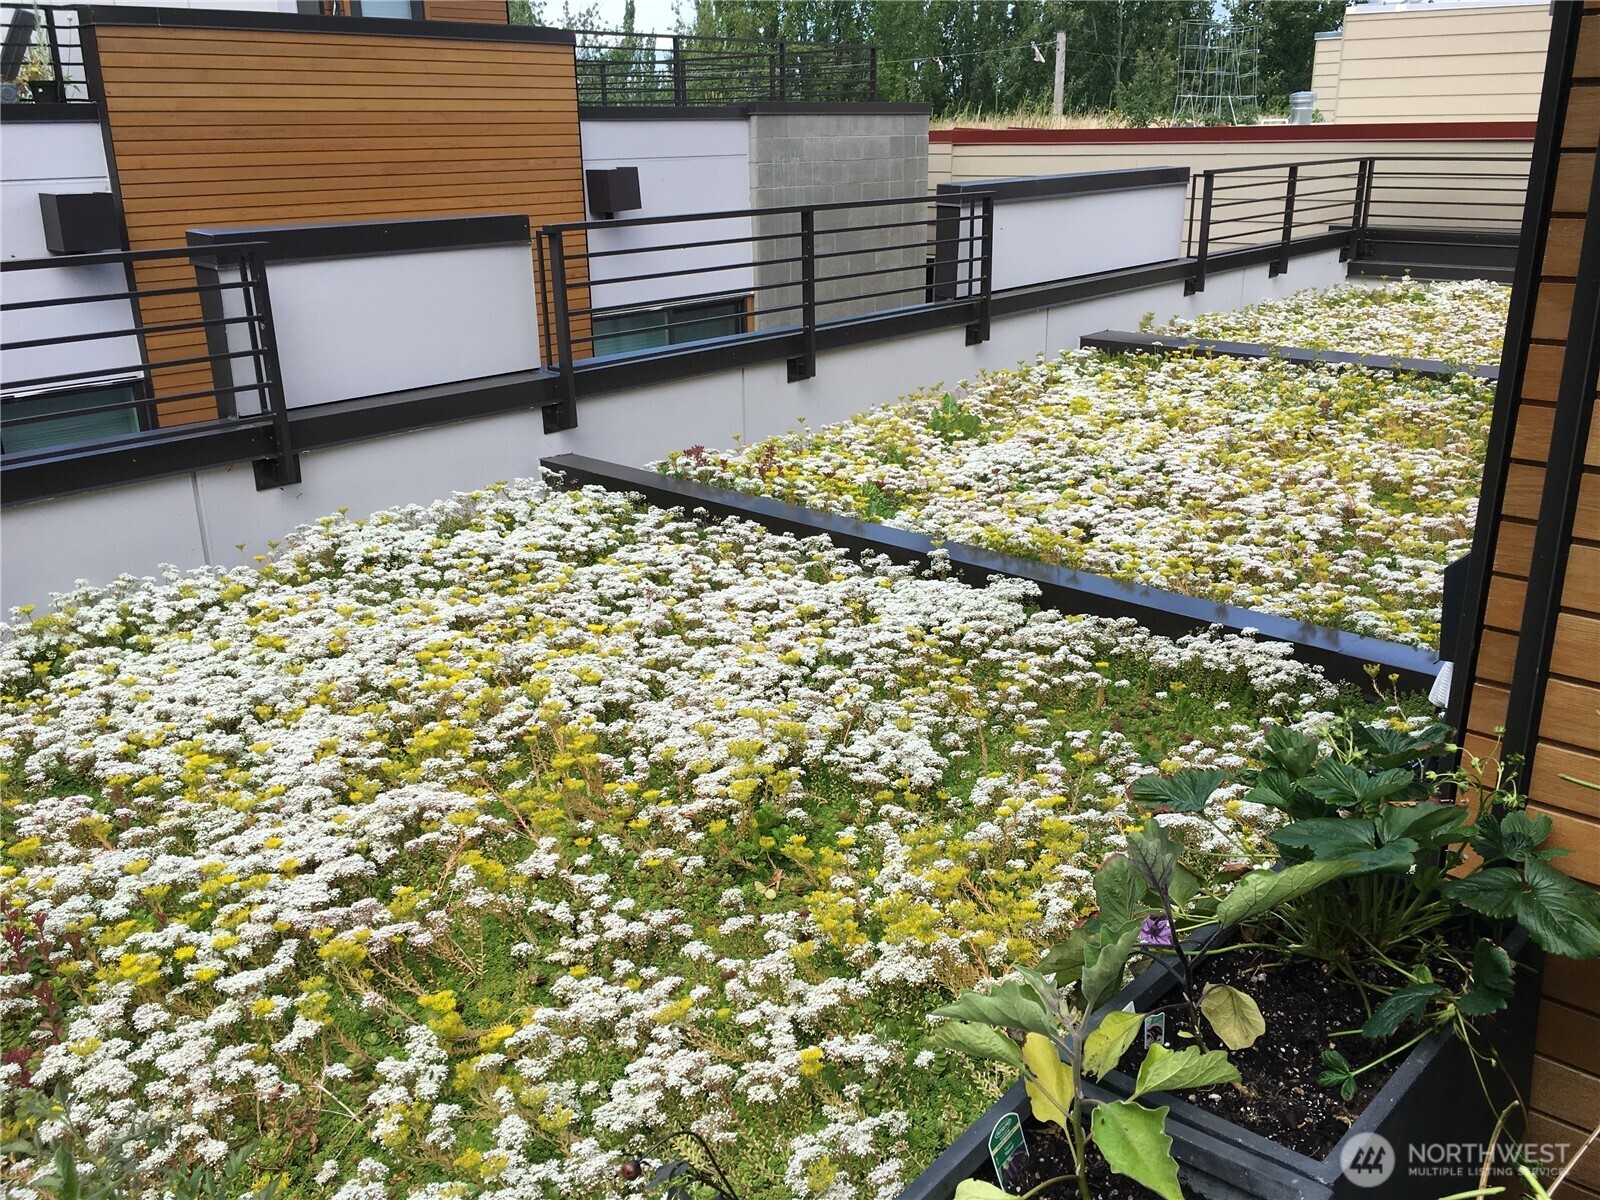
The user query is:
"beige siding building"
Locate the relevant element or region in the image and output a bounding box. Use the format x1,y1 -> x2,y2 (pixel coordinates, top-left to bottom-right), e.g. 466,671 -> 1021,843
1311,0 -> 1552,123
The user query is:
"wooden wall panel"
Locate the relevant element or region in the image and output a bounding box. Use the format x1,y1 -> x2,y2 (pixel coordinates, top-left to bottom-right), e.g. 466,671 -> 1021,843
89,19 -> 581,423
423,0 -> 509,21
1466,2 -> 1600,1156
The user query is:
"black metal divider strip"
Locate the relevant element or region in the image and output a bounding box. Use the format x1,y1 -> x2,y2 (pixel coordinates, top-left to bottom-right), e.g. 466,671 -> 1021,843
540,452 -> 1440,694
1079,331 -> 1500,382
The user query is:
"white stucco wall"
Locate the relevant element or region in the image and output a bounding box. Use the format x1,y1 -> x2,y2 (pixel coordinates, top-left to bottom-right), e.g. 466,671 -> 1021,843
578,118 -> 755,317
0,248 -> 1349,611
256,245 -> 541,408
985,183 -> 1190,291
0,120 -> 139,396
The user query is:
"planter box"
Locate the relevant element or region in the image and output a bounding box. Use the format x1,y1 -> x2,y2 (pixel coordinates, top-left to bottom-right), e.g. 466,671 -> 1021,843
1088,926 -> 1542,1200
900,928 -> 1541,1200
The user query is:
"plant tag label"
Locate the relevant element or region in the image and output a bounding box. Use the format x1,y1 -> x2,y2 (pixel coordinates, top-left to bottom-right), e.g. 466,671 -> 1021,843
1143,1011 -> 1167,1048
989,1111 -> 1030,1192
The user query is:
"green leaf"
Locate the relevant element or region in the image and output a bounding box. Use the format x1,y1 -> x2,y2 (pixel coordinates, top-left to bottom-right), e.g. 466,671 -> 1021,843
1082,1009 -> 1143,1079
927,1020 -> 1021,1067
1243,769 -> 1306,816
1303,764 -> 1421,812
1318,1048 -> 1356,1099
1080,922 -> 1140,1013
1498,811 -> 1556,863
1458,939 -> 1516,1017
1096,854 -> 1146,932
1039,924 -> 1089,986
1440,866 -> 1523,919
1377,802 -> 1469,851
954,1182 -> 1011,1200
1361,983 -> 1443,1038
930,979 -> 1056,1041
1351,720 -> 1451,770
1131,769 -> 1226,813
1132,1042 -> 1240,1098
1215,859 -> 1358,928
1261,725 -> 1320,778
1126,820 -> 1181,894
1271,817 -> 1377,859
1023,1031 -> 1074,1130
1513,857 -> 1600,960
1200,985 -> 1266,1051
1091,1101 -> 1185,1200
1170,863 -> 1201,908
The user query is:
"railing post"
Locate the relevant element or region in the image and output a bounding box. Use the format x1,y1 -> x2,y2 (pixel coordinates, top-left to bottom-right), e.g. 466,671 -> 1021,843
966,195 -> 993,346
42,8 -> 66,102
672,35 -> 686,106
244,251 -> 301,490
1357,156 -> 1376,258
1345,158 -> 1370,262
868,46 -> 878,101
777,40 -> 787,101
1271,162 -> 1299,278
544,228 -> 579,433
598,60 -> 608,106
1186,170 -> 1215,295
788,208 -> 817,382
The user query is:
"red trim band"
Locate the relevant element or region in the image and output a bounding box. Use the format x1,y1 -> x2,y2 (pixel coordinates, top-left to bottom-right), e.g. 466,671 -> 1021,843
930,120 -> 1537,145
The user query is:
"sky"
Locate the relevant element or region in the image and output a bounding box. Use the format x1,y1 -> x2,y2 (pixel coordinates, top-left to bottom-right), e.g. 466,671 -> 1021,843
575,0 -> 686,33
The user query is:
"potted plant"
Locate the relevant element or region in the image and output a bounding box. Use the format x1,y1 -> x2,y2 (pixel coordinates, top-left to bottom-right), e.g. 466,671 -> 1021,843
913,721 -> 1600,1200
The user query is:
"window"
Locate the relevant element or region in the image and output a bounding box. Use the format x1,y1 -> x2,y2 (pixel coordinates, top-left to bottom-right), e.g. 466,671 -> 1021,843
592,296 -> 748,358
1,384 -> 142,456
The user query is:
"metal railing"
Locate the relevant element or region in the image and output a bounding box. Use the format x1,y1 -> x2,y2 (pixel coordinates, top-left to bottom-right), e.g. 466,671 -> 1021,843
534,192 -> 992,429
0,4 -> 91,104
573,29 -> 878,107
1184,154 -> 1530,293
0,244 -> 297,484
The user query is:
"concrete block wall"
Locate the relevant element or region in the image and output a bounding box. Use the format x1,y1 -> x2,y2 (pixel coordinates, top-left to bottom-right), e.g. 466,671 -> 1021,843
748,111 -> 930,329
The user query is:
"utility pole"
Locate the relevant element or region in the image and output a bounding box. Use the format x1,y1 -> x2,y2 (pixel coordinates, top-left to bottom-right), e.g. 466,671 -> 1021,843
1053,30 -> 1066,115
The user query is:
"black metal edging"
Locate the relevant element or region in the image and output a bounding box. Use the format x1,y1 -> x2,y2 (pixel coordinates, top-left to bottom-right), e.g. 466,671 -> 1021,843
579,102 -> 929,120
72,4 -> 576,44
540,453 -> 1441,693
1445,0 -> 1584,735
0,103 -> 100,122
1500,145 -> 1600,772
186,214 -> 531,265
935,166 -> 1190,204
1080,331 -> 1500,382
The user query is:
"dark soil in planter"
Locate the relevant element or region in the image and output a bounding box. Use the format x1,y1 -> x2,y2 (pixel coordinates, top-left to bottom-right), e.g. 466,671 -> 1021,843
975,1120 -> 1167,1199
1111,931 -> 1473,1160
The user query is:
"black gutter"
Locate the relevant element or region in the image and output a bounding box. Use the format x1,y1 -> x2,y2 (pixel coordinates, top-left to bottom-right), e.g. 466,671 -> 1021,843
187,214 -> 530,265
72,4 -> 576,44
0,103 -> 100,122
936,165 -> 1189,203
1079,331 -> 1499,382
541,453 -> 1441,693
579,102 -> 929,119
1445,1 -> 1583,735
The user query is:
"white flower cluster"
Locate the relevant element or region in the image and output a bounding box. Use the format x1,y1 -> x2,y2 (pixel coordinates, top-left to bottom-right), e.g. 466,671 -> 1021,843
0,481 -> 1377,1197
1158,279 -> 1509,364
658,345 -> 1493,646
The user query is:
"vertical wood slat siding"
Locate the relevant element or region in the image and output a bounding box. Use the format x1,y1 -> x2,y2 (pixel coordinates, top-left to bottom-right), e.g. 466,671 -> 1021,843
90,21 -> 582,423
1466,2 -> 1600,1161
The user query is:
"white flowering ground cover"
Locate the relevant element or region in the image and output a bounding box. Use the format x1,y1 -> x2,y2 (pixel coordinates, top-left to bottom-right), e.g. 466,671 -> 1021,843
0,482 -> 1415,1199
1155,279 -> 1509,365
658,352 -> 1492,648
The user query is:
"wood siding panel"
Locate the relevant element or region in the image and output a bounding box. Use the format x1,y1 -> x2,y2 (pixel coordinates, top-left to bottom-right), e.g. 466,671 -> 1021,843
423,0 -> 509,21
90,21 -> 583,422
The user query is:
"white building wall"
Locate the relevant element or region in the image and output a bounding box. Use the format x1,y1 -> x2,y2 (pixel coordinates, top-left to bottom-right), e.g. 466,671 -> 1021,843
0,249 -> 1349,611
0,121 -> 140,401
985,184 -> 1189,292
578,118 -> 754,314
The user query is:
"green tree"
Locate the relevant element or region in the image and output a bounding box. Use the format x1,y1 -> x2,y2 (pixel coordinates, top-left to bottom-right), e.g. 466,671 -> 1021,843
1225,0 -> 1344,110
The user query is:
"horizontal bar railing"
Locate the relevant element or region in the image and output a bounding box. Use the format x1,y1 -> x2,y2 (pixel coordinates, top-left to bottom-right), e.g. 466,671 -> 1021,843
572,28 -> 878,106
535,191 -> 992,430
1184,153 -> 1531,293
0,243 -> 297,486
0,3 -> 91,104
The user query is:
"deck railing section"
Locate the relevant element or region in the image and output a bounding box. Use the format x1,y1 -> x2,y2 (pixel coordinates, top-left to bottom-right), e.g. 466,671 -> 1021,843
0,4 -> 91,104
0,244 -> 298,486
573,29 -> 878,106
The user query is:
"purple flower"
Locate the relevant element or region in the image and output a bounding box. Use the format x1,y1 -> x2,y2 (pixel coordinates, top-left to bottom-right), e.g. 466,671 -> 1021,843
1140,916 -> 1176,946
